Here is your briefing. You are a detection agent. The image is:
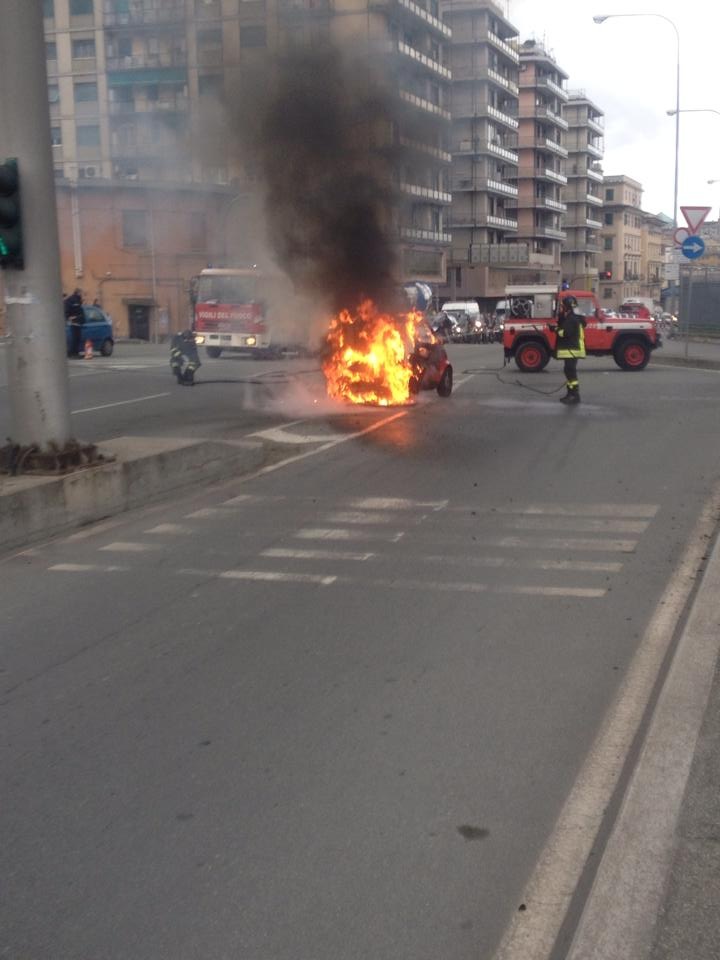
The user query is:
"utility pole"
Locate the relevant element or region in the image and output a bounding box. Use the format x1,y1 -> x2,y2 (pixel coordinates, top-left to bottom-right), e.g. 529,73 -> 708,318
0,0 -> 71,449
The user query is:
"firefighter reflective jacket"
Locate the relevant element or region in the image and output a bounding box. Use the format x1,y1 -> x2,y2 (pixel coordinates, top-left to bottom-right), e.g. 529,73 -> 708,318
556,310 -> 586,359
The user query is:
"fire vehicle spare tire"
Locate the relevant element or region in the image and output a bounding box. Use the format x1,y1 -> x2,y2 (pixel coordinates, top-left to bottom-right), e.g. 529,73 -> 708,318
437,365 -> 453,397
206,347 -> 222,358
613,337 -> 650,371
515,339 -> 550,373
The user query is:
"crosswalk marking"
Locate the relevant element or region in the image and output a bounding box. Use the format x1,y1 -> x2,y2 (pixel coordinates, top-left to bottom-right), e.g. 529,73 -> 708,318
99,541 -> 159,553
49,562 -> 130,572
350,497 -> 448,511
220,570 -> 336,586
490,536 -> 638,553
144,523 -> 192,535
504,517 -> 650,534
262,548 -> 375,562
295,527 -> 405,542
325,511 -> 398,525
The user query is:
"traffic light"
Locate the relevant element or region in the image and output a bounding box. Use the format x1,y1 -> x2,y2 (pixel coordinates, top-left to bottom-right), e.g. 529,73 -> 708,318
0,158 -> 24,270
599,270 -> 612,280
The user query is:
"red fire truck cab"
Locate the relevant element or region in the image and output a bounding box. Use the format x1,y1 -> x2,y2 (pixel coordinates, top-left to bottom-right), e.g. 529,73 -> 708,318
501,286 -> 661,372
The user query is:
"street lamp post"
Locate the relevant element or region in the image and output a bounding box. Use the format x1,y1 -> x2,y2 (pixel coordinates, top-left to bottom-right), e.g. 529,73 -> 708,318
667,108 -> 720,118
593,14 -> 681,314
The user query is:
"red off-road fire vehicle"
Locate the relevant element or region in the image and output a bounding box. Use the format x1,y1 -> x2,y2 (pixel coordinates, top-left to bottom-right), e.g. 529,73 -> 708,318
502,286 -> 661,373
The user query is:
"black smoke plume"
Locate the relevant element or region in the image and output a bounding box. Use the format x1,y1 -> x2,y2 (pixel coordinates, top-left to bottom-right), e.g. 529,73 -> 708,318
229,44 -> 400,312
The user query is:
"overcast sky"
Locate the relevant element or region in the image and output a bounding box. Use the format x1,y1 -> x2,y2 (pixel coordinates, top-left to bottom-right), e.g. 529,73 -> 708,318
506,0 -> 720,226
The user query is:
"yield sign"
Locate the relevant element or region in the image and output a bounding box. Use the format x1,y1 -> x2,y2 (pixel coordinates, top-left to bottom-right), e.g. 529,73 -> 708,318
680,206 -> 711,233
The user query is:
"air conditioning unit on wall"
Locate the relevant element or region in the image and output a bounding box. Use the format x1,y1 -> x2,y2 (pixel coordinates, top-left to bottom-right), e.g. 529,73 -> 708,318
78,165 -> 97,179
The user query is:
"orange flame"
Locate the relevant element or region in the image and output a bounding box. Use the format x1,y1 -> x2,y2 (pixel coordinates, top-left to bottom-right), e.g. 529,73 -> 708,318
322,299 -> 420,406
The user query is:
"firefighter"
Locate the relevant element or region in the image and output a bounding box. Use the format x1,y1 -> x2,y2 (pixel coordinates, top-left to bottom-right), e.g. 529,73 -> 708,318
554,295 -> 586,404
170,329 -> 201,385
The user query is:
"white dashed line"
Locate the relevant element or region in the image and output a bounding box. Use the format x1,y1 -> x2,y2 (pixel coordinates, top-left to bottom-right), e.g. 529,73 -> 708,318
144,523 -> 193,535
72,392 -> 170,414
99,541 -> 159,553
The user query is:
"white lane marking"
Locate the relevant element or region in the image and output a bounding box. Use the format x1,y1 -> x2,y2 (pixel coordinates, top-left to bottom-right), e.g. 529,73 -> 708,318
235,410 -> 410,482
221,494 -> 259,505
422,555 -> 624,574
295,528 -> 405,543
220,570 -> 336,586
509,503 -> 658,518
492,481 -> 720,960
452,375 -> 474,389
350,497 -> 448,511
99,541 -> 159,553
71,392 -> 171,414
326,511 -> 396,524
185,508 -> 222,519
144,523 -> 192,535
49,563 -> 129,572
490,536 -> 638,553
505,517 -> 650,534
385,578 -> 606,598
261,548 -> 375,562
249,426 -> 338,444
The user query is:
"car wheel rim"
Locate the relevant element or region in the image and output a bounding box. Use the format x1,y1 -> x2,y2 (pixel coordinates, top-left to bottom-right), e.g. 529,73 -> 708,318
522,347 -> 541,368
625,345 -> 645,366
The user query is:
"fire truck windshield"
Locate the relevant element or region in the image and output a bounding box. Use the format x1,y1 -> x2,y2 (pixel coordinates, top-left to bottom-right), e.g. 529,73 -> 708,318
197,275 -> 258,304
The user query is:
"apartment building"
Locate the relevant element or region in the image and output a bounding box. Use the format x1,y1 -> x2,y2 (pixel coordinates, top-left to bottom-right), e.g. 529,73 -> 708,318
44,0 -> 453,335
599,175 -> 671,308
510,39 -> 568,286
561,89 -> 604,288
441,0 -> 521,304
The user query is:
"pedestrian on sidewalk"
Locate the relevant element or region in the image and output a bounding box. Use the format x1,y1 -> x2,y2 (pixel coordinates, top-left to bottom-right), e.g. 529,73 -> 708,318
64,288 -> 84,357
170,329 -> 201,385
554,295 -> 586,405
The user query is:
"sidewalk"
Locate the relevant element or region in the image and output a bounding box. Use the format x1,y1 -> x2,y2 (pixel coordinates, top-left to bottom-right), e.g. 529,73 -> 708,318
654,333 -> 720,369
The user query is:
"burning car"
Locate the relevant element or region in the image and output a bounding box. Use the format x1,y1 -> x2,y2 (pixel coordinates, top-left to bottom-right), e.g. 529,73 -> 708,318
322,300 -> 452,405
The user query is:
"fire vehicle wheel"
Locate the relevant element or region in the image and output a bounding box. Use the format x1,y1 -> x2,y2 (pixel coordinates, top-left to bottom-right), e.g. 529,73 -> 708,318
515,340 -> 549,372
437,366 -> 453,397
614,338 -> 650,371
206,347 -> 222,359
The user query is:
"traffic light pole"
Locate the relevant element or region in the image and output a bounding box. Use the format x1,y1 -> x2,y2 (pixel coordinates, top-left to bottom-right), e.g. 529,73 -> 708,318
0,0 -> 71,449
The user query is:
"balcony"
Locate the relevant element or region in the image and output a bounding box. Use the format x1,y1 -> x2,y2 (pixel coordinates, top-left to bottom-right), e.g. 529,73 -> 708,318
510,195 -> 566,212
451,177 -> 518,197
587,115 -> 604,134
106,51 -> 187,70
587,141 -> 604,159
399,89 -> 451,121
398,136 -> 452,164
487,69 -> 519,96
103,4 -> 185,28
587,164 -> 603,182
448,214 -> 518,230
585,192 -> 603,206
486,30 -> 520,64
109,96 -> 189,115
488,104 -> 518,129
534,77 -> 569,101
518,104 -> 568,130
400,181 -> 452,204
369,0 -> 451,39
396,40 -> 451,80
400,226 -> 451,243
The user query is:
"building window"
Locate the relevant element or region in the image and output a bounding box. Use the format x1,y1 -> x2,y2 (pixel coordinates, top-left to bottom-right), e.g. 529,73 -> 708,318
605,188 -> 614,201
603,237 -> 613,251
604,212 -> 613,225
74,82 -> 98,102
46,41 -> 57,60
198,73 -> 223,97
51,126 -> 62,146
72,38 -> 96,58
70,0 -> 94,14
72,37 -> 95,60
240,26 -> 267,48
122,210 -> 147,248
603,287 -> 613,298
189,214 -> 207,252
43,0 -> 54,17
76,124 -> 101,147
48,84 -> 60,104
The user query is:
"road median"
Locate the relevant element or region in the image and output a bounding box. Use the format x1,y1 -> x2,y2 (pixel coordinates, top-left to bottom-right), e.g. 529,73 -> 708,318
0,434 -> 282,553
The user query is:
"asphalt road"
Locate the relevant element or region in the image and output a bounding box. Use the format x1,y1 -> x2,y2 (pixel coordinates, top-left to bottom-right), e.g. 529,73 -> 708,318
2,343 -> 720,959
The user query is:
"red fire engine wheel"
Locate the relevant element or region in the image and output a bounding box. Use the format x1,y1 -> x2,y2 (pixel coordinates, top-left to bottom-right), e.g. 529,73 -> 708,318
515,340 -> 550,373
614,338 -> 650,371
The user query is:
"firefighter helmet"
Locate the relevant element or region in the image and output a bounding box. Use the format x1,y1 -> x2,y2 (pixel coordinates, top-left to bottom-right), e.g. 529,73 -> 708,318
561,296 -> 578,311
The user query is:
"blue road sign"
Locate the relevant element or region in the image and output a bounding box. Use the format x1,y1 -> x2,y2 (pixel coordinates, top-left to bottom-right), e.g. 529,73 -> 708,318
681,235 -> 705,260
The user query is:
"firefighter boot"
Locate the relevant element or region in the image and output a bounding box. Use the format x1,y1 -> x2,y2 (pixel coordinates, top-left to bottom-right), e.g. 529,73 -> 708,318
560,385 -> 580,405
182,368 -> 195,385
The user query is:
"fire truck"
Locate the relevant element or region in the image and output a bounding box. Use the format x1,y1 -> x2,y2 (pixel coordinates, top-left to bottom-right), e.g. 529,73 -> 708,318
501,285 -> 661,372
191,267 -> 279,358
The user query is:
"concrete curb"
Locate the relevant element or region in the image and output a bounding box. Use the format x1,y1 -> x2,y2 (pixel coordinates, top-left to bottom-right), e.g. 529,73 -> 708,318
0,435 -> 276,553
653,356 -> 720,371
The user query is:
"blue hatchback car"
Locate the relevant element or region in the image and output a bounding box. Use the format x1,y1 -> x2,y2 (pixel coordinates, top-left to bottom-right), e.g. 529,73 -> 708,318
66,305 -> 114,357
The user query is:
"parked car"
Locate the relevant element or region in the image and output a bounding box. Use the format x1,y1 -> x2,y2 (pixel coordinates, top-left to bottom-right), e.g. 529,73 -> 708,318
66,305 -> 114,357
